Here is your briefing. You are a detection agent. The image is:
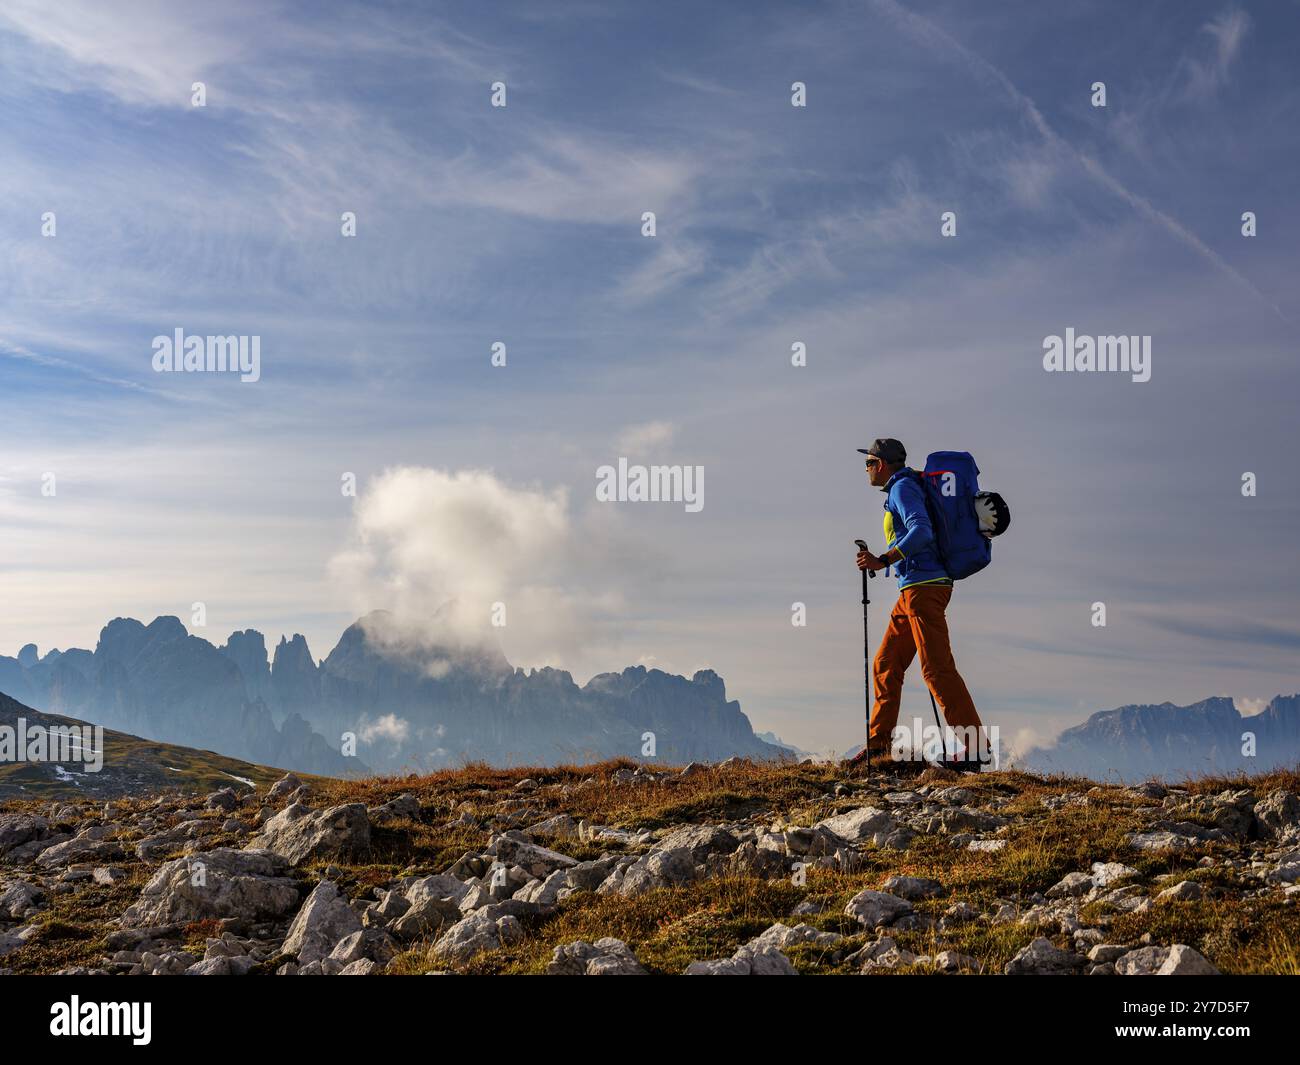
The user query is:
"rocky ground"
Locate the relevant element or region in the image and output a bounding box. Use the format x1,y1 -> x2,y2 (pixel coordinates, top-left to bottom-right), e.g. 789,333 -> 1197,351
1,757 -> 1298,975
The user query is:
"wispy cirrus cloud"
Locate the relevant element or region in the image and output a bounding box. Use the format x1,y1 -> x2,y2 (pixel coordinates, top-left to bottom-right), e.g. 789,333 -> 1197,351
865,0 -> 1282,318
1181,7 -> 1252,99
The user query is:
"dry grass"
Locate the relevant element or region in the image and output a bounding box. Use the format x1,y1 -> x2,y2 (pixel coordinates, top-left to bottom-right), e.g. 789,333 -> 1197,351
5,756 -> 1298,974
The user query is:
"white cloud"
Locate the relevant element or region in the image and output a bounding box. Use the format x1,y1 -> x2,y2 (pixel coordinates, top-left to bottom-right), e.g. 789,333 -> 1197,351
358,713 -> 410,744
437,133 -> 704,226
617,420 -> 677,454
328,467 -> 636,675
0,0 -> 257,107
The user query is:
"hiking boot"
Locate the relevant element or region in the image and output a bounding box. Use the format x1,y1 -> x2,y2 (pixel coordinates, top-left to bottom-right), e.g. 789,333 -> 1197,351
938,754 -> 990,775
875,754 -> 929,776
841,746 -> 885,776
843,747 -> 930,777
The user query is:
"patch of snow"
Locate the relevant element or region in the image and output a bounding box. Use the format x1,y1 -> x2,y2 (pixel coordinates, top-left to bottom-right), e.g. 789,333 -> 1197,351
52,765 -> 83,786
223,772 -> 256,788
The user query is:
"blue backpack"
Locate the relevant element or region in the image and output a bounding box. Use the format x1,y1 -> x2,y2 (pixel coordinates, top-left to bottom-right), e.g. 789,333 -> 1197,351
904,452 -> 1009,580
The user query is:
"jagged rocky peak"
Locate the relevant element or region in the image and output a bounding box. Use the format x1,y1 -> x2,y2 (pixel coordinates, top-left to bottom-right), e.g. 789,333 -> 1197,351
273,633 -> 316,671
272,632 -> 321,708
96,615 -> 187,666
1021,694 -> 1300,781
223,628 -> 268,656
691,669 -> 726,698
584,664 -> 726,699
323,610 -> 512,680
520,666 -> 576,686
1260,694 -> 1300,722
95,616 -> 151,663
221,629 -> 270,676
147,615 -> 187,635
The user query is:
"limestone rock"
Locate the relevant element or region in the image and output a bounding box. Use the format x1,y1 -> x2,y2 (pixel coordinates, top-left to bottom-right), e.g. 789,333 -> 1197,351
248,803 -> 370,865
282,881 -> 363,964
1004,937 -> 1087,975
844,889 -> 913,929
546,937 -> 648,975
684,944 -> 797,975
121,848 -> 300,927
814,807 -> 896,843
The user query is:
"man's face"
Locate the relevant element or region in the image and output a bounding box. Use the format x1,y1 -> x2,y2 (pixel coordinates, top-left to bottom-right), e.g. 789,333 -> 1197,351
865,456 -> 893,487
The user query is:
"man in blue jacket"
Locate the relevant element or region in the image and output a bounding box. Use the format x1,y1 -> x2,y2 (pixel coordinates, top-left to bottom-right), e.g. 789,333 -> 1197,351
850,438 -> 985,773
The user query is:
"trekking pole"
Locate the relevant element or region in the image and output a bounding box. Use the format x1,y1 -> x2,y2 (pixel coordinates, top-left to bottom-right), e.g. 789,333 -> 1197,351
926,689 -> 946,761
853,540 -> 876,769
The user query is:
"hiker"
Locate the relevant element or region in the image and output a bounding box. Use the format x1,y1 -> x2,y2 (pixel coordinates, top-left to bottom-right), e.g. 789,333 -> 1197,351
850,438 -> 986,773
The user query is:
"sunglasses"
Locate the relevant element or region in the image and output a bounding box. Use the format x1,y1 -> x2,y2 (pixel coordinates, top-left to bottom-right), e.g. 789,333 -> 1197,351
864,458 -> 883,468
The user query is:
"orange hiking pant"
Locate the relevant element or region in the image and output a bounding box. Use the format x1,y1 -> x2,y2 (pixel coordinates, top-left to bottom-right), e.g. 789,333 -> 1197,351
868,583 -> 983,752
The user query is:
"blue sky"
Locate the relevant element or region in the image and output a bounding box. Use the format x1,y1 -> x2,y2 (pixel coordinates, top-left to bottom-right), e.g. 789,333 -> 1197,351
0,0 -> 1297,758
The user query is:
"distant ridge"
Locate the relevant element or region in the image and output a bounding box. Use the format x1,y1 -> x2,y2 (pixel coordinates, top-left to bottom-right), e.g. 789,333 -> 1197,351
0,611 -> 783,775
1018,695 -> 1300,782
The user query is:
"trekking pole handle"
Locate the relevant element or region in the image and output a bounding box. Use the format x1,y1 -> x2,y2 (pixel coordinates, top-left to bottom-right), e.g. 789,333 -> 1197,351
853,539 -> 876,578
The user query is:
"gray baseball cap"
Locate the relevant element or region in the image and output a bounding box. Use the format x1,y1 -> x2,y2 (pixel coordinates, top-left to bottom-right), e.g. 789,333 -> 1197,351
857,438 -> 907,465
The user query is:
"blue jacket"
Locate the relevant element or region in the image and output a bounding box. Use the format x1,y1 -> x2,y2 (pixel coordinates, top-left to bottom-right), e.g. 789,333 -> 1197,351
881,468 -> 951,590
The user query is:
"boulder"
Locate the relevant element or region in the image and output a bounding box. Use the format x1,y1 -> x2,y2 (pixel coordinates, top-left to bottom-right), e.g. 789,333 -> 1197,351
1090,862 -> 1140,888
814,807 -> 896,843
35,831 -> 124,870
546,937 -> 648,975
0,880 -> 45,919
565,855 -> 624,893
748,922 -> 842,951
1004,937 -> 1087,975
1254,790 -> 1300,841
486,832 -> 578,879
391,895 -> 463,939
685,944 -> 797,975
121,848 -> 300,927
514,869 -> 569,907
1115,943 -> 1219,975
282,881 -> 363,964
368,794 -> 420,824
328,928 -> 398,966
526,814 -> 581,839
844,889 -> 912,929
205,789 -> 240,812
248,803 -> 370,865
599,848 -> 700,896
1125,830 -> 1201,852
404,873 -> 471,907
857,936 -> 926,971
184,955 -> 256,975
1047,872 -> 1094,898
431,904 -> 529,963
881,875 -> 943,900
934,949 -> 980,973
267,773 -> 302,800
1155,880 -> 1203,902
1157,945 -> 1220,975
653,824 -> 739,860
0,813 -> 50,856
